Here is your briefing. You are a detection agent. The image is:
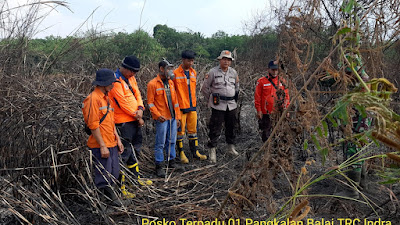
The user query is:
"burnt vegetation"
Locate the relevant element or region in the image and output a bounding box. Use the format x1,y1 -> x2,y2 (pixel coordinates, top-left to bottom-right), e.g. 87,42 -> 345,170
1,0 -> 400,224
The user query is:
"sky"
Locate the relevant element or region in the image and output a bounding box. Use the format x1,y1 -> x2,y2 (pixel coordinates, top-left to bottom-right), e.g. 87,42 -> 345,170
9,0 -> 276,38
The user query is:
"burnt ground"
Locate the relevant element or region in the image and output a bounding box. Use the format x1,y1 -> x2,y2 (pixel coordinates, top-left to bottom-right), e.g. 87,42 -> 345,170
57,101 -> 400,225
1,75 -> 400,225
1,118 -> 400,225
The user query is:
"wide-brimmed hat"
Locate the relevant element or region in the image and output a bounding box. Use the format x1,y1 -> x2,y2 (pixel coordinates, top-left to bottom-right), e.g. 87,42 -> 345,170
92,68 -> 117,86
217,50 -> 234,60
121,55 -> 140,72
268,60 -> 279,69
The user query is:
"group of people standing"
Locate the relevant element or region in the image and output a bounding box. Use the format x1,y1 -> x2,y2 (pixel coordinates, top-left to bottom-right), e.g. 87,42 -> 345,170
82,50 -> 290,206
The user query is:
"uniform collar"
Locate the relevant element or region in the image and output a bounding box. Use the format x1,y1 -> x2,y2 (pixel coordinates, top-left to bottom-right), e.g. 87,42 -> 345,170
115,68 -> 128,81
218,66 -> 230,73
178,64 -> 194,73
156,74 -> 168,83
268,75 -> 279,80
93,86 -> 107,98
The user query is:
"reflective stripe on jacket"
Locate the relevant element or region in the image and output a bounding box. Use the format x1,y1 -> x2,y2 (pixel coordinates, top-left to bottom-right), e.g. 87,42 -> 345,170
173,65 -> 197,109
108,69 -> 144,124
254,76 -> 290,114
147,75 -> 181,120
82,87 -> 117,148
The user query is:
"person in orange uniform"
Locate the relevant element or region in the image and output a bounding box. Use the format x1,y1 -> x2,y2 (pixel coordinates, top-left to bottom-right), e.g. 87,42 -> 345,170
173,50 -> 207,164
147,60 -> 182,177
254,60 -> 290,142
108,55 -> 152,198
82,68 -> 124,207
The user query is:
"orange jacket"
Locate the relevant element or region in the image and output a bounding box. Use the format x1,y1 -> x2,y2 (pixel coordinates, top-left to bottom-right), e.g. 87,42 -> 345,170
82,87 -> 117,148
173,65 -> 197,109
254,76 -> 290,114
147,75 -> 181,121
108,70 -> 144,124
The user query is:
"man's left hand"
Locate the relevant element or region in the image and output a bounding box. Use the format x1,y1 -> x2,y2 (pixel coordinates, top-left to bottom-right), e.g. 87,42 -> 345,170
138,118 -> 145,127
177,120 -> 181,128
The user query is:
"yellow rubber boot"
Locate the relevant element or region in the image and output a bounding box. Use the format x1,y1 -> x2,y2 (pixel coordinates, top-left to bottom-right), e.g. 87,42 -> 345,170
180,151 -> 189,164
120,173 -> 135,199
128,163 -> 153,186
195,150 -> 207,160
177,139 -> 189,164
189,138 -> 207,160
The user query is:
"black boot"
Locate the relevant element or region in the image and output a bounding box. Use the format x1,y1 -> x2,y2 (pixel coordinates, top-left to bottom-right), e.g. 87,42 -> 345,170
189,138 -> 207,160
168,158 -> 183,171
100,185 -> 122,207
155,162 -> 165,178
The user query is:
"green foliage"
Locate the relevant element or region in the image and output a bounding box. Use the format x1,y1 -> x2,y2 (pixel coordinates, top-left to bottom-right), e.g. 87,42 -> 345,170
153,24 -> 251,61
85,30 -> 166,65
23,24 -> 276,74
379,167 -> 400,184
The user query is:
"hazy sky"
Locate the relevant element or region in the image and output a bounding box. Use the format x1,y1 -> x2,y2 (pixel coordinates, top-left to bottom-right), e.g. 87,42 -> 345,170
11,0 -> 276,38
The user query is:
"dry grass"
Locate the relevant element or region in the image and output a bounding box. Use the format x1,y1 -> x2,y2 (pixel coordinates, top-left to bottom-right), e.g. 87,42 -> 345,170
1,0 -> 400,224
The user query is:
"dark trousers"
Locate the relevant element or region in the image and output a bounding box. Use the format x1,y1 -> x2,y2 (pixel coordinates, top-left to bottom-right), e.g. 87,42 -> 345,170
207,107 -> 237,148
116,121 -> 142,165
258,114 -> 272,142
90,146 -> 120,188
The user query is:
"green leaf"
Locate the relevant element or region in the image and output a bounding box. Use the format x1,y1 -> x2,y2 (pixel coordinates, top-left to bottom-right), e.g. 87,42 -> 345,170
322,120 -> 329,137
303,139 -> 308,150
345,36 -> 357,42
379,179 -> 400,185
311,134 -> 321,150
316,126 -> 323,138
344,0 -> 355,13
354,104 -> 367,118
331,101 -> 349,125
359,136 -> 369,145
337,27 -> 351,35
320,147 -> 329,165
327,114 -> 338,128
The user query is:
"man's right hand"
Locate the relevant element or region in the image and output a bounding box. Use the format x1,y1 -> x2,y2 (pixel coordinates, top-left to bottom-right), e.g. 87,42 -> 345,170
158,116 -> 167,123
100,146 -> 110,158
257,111 -> 263,120
134,109 -> 143,120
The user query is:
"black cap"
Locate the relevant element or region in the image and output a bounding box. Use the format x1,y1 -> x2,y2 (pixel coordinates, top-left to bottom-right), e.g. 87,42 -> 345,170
92,69 -> 117,86
181,50 -> 196,59
268,60 -> 279,69
122,55 -> 140,72
159,59 -> 174,69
